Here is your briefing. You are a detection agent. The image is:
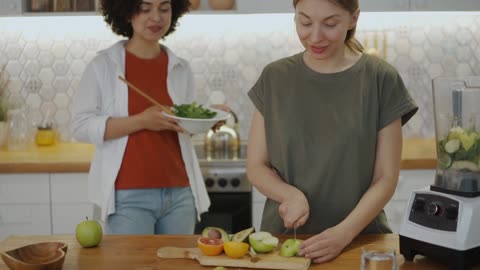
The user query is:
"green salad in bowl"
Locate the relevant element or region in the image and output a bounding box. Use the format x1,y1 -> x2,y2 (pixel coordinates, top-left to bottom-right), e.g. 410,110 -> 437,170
163,102 -> 230,134
171,103 -> 217,119
438,127 -> 480,171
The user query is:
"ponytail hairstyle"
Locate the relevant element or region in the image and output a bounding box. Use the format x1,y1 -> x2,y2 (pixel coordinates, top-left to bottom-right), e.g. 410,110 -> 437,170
293,0 -> 363,53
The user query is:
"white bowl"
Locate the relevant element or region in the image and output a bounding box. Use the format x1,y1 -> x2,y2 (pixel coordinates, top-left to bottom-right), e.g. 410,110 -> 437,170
163,107 -> 231,134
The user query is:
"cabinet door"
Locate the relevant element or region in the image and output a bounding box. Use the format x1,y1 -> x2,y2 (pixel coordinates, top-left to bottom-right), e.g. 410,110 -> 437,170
411,0 -> 480,11
0,173 -> 51,240
0,0 -> 22,16
0,173 -> 50,204
236,0 -> 293,14
0,205 -> 51,240
50,173 -> 94,234
360,0 -> 409,11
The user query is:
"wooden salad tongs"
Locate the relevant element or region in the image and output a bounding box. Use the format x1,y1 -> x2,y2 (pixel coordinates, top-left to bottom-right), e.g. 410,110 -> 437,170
118,75 -> 174,116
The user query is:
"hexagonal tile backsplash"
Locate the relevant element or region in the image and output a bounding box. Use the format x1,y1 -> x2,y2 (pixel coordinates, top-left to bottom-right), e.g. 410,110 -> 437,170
1,13 -> 480,142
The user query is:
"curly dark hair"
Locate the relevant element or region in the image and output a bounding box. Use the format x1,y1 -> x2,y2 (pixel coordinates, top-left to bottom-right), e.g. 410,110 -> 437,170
101,0 -> 191,39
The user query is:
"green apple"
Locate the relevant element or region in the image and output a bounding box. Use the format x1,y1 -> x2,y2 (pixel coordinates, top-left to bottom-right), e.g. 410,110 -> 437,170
280,239 -> 303,257
75,217 -> 103,248
248,231 -> 279,253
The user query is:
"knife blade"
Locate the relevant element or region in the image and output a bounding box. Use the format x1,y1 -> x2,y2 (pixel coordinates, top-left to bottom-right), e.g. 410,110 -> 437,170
294,224 -> 297,241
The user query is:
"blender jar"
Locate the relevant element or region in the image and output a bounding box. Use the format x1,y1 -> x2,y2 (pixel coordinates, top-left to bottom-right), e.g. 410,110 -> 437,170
432,76 -> 480,197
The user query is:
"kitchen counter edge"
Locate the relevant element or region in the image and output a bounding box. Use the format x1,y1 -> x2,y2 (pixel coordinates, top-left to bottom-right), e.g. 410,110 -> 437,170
0,138 -> 436,173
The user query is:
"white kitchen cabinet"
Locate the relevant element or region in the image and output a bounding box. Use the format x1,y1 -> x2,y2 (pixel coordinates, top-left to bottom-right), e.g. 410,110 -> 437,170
410,0 -> 480,11
50,173 -> 93,234
3,0 -> 480,17
0,173 -> 51,240
236,0 -> 409,13
236,0 -> 293,14
361,0 -> 409,12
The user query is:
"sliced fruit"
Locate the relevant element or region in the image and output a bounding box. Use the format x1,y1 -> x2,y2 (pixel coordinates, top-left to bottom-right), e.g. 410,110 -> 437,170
223,241 -> 249,259
201,227 -> 230,242
448,127 -> 464,140
248,231 -> 279,253
444,139 -> 460,153
231,227 -> 255,243
438,153 -> 452,169
280,239 -> 303,257
459,133 -> 475,151
451,161 -> 480,171
197,237 -> 224,256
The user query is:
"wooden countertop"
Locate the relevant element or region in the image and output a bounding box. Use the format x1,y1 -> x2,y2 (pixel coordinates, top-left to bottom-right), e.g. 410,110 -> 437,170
0,143 -> 94,173
0,138 -> 437,173
400,138 -> 437,170
0,234 -> 468,270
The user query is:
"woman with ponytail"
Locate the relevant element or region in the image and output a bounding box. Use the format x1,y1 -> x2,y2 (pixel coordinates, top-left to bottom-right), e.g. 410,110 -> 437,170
246,0 -> 418,263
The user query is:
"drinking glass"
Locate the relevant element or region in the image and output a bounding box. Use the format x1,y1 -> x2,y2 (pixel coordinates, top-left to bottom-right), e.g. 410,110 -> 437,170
360,244 -> 397,270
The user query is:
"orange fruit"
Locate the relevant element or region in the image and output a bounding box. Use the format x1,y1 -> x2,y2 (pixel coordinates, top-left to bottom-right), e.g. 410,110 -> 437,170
197,237 -> 224,256
223,241 -> 249,259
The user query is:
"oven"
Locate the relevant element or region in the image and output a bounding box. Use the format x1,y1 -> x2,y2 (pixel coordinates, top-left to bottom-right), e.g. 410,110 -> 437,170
194,146 -> 252,234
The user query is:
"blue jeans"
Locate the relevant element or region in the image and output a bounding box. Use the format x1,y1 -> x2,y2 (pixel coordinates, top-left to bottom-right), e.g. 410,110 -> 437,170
107,187 -> 196,235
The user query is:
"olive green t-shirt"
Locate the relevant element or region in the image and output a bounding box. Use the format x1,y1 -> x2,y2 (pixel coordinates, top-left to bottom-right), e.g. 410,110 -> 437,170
248,52 -> 418,234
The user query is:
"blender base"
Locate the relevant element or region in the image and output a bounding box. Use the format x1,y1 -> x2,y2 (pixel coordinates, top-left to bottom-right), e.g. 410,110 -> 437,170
400,235 -> 480,270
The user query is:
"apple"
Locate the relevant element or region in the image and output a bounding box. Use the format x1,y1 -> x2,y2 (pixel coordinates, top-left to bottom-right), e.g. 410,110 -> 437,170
280,239 -> 303,257
248,231 -> 279,253
75,217 -> 103,248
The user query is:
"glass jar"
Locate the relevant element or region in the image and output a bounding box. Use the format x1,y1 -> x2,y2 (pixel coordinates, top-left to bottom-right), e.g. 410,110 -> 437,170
35,126 -> 55,146
6,108 -> 29,151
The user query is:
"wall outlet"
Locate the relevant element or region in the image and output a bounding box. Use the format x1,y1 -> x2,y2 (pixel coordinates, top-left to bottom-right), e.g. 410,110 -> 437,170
25,78 -> 42,93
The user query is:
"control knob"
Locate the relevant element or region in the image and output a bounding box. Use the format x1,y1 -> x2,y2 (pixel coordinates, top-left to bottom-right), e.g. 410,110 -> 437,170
412,199 -> 425,211
426,202 -> 441,216
445,206 -> 458,220
218,178 -> 228,187
230,178 -> 241,187
205,178 -> 215,188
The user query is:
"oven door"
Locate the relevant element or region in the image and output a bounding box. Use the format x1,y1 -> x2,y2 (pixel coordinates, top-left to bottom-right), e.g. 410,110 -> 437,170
195,192 -> 252,234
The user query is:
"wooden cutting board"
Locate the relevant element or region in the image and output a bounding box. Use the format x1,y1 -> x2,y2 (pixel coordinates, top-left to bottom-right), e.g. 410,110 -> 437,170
157,247 -> 311,270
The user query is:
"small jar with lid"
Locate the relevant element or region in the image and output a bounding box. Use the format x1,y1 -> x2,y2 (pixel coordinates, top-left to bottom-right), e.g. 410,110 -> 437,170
35,123 -> 55,146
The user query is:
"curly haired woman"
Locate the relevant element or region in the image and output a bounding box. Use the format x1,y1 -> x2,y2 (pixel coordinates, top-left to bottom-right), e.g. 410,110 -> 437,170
72,0 -> 210,235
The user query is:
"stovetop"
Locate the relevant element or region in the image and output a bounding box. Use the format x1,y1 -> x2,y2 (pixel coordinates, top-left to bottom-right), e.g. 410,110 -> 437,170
194,143 -> 250,193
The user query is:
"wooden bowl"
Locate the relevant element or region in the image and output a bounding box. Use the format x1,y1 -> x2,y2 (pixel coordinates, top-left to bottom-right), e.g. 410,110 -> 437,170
1,242 -> 68,270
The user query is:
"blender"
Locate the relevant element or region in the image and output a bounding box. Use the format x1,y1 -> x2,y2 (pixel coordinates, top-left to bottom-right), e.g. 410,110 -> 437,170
399,76 -> 480,270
